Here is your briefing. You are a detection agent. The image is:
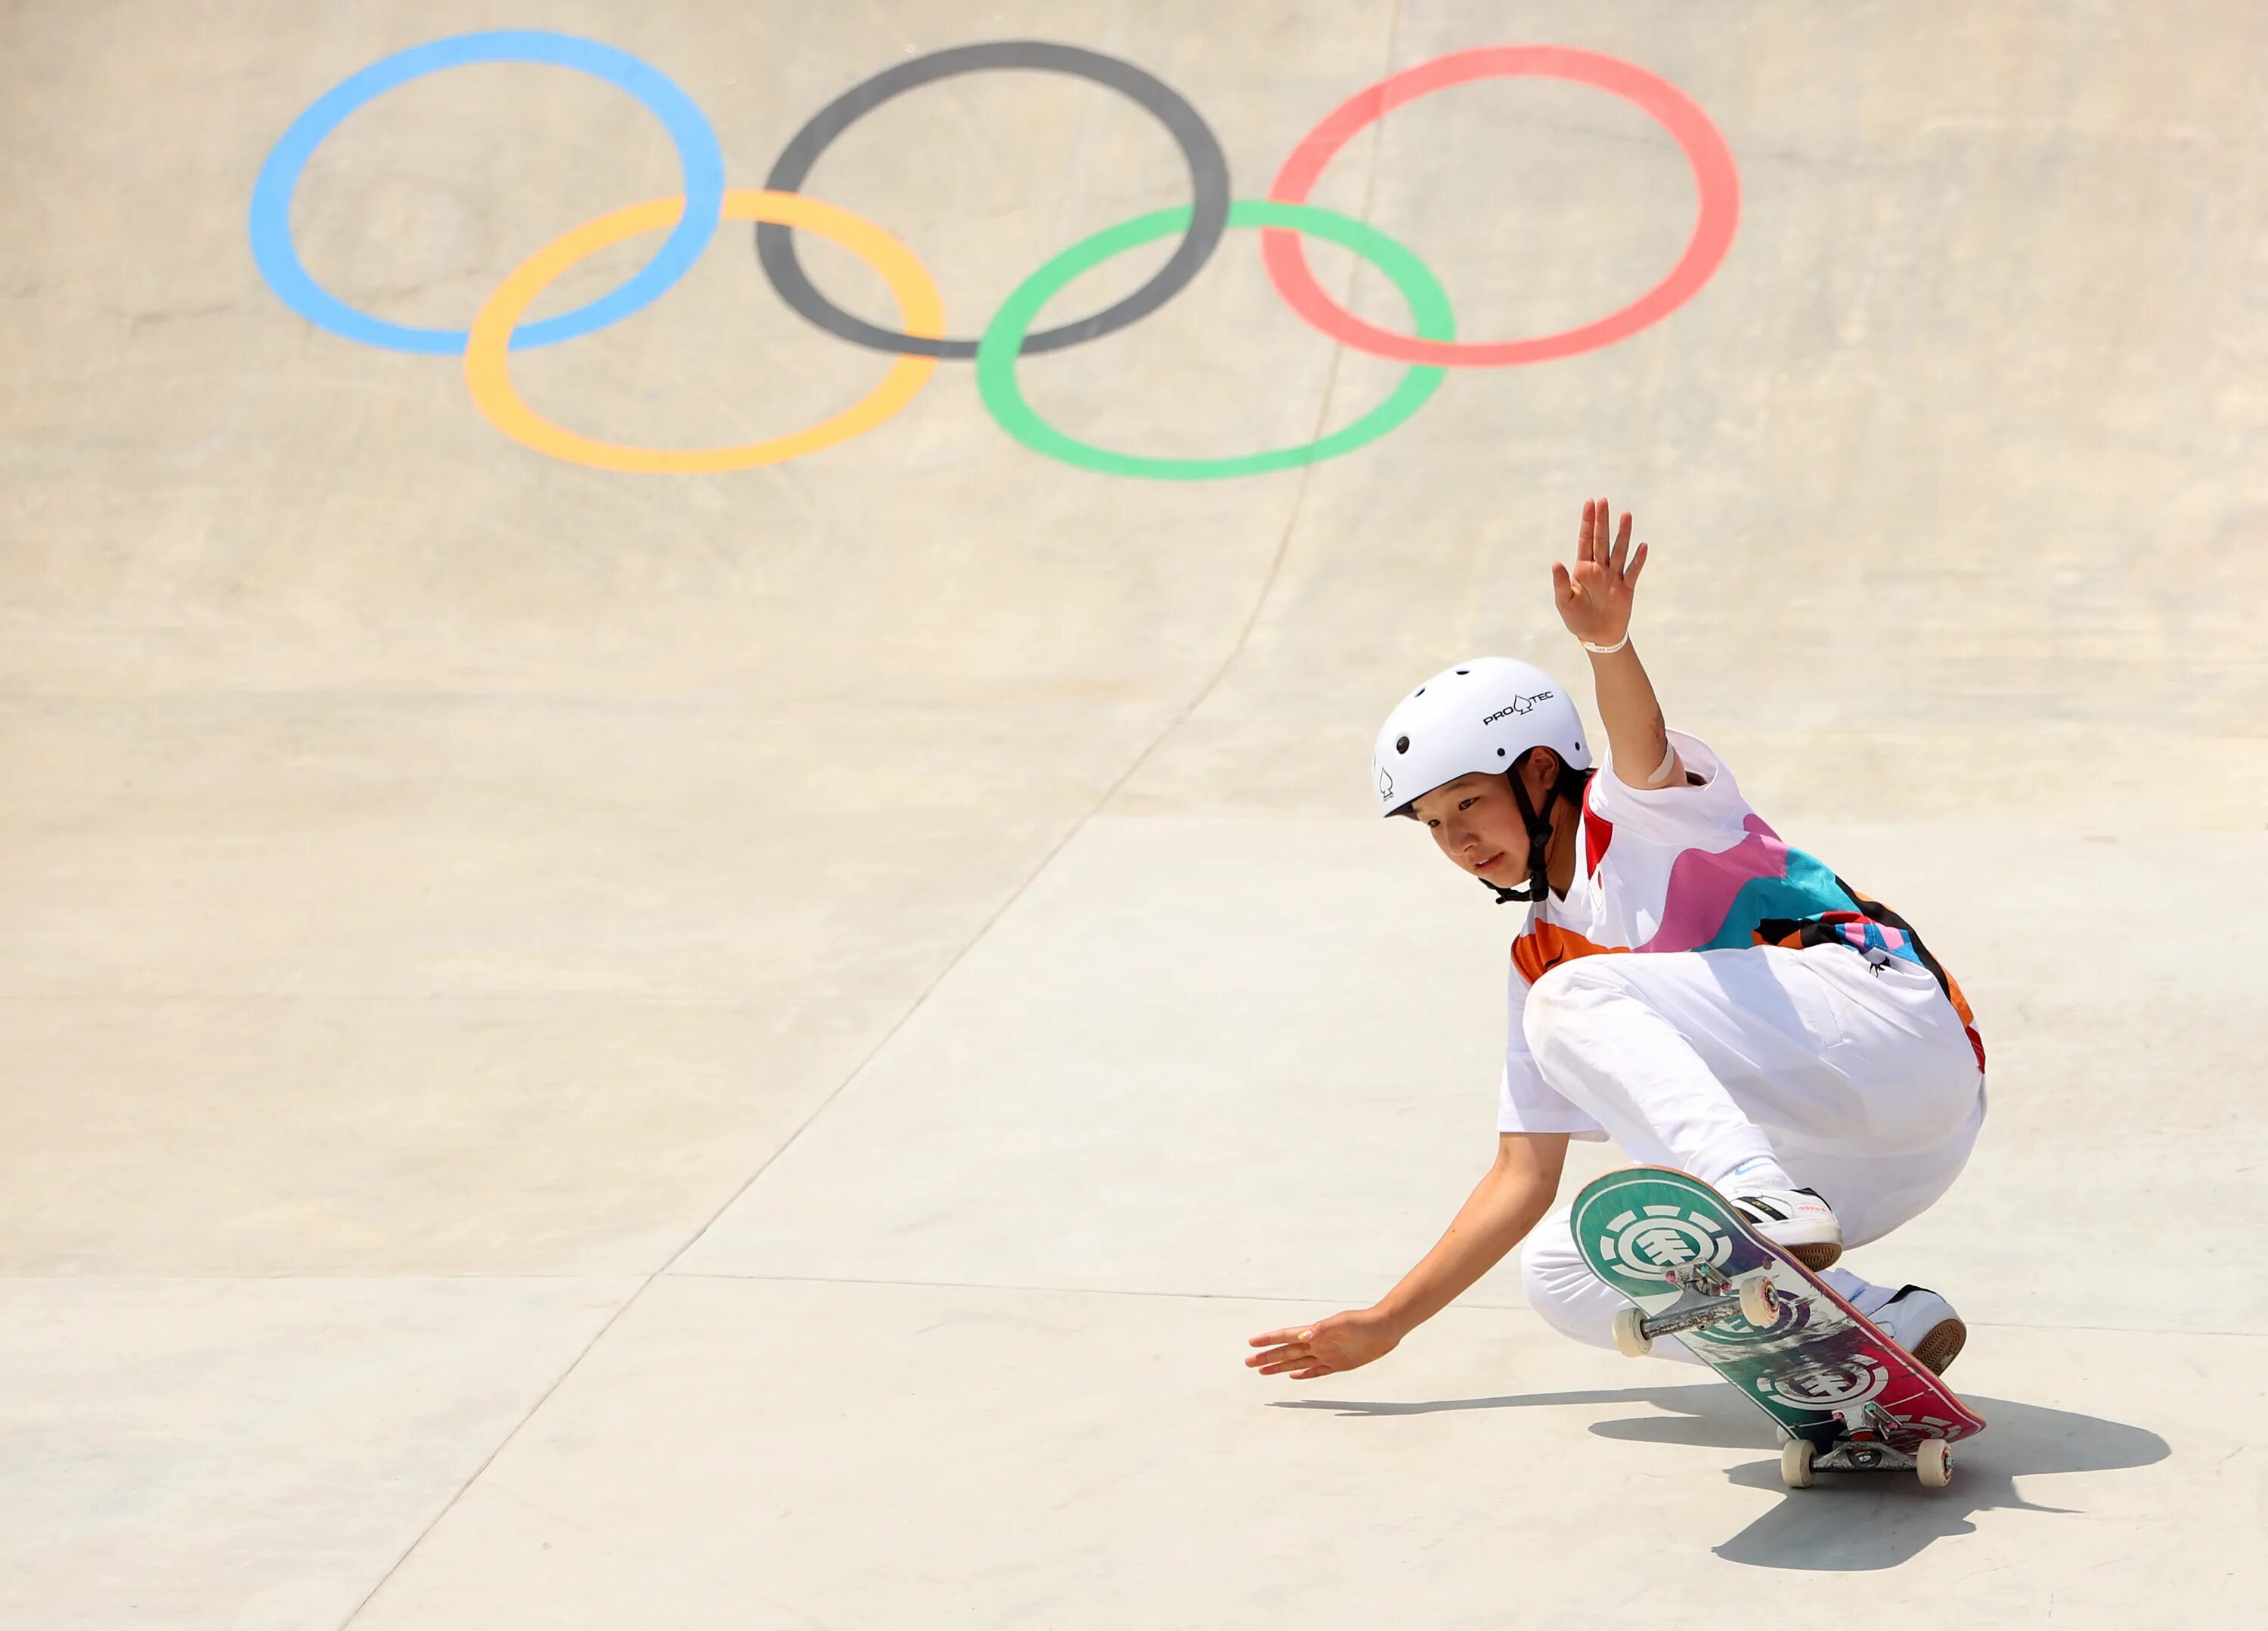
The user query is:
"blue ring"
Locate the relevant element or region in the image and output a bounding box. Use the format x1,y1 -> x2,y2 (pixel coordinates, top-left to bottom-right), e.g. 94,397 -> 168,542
248,29 -> 724,355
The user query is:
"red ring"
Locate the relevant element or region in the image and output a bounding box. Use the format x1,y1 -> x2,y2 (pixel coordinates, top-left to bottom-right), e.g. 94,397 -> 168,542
1263,46 -> 1740,367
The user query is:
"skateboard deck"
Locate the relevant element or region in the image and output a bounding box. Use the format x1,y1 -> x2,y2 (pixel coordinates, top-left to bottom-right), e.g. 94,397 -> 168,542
1570,1164 -> 1984,1488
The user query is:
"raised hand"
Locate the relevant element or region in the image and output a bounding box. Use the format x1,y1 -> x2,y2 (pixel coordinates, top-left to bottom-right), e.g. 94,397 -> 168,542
1552,496 -> 1650,650
1246,1308 -> 1401,1380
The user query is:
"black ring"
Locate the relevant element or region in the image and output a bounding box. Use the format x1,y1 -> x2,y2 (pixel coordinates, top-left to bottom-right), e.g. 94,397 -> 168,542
756,40 -> 1230,360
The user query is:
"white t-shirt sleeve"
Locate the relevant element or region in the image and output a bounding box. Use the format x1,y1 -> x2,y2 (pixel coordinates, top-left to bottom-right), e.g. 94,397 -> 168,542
1495,960 -> 1608,1139
1585,730 -> 1752,848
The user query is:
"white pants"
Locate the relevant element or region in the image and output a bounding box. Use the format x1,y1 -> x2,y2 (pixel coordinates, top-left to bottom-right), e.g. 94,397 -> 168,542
1517,943 -> 1985,1360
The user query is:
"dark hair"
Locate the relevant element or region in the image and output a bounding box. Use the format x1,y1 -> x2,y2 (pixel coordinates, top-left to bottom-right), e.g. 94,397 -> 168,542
1395,750 -> 1584,820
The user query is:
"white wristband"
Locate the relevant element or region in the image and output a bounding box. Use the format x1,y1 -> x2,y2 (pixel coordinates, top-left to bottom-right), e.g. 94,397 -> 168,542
1581,633 -> 1630,655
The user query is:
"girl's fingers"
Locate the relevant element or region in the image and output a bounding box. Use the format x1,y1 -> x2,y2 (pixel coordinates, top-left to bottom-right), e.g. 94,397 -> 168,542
1249,1326 -> 1315,1346
1625,541 -> 1650,586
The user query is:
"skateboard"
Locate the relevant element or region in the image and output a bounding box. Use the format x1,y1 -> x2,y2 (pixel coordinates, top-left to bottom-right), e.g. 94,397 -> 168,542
1570,1164 -> 1984,1489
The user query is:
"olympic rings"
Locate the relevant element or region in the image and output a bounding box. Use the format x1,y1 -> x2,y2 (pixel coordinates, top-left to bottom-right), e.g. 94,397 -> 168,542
465,191 -> 942,475
249,30 -> 725,355
1263,47 -> 1740,367
757,41 -> 1230,359
978,202 -> 1451,480
251,31 -> 1741,477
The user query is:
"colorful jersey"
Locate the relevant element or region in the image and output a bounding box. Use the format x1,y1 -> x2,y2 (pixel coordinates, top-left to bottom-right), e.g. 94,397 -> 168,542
1498,730 -> 1981,1137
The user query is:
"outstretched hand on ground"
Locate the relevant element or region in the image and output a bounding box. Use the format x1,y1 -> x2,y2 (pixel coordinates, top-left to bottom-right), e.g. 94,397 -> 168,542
1552,496 -> 1649,650
1246,1308 -> 1400,1380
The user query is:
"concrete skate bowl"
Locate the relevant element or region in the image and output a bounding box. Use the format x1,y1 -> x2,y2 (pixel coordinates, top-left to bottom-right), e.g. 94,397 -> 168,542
4,6 -> 2261,1628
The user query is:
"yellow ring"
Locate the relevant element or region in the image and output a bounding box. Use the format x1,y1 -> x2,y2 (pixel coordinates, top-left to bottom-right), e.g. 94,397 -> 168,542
464,188 -> 942,473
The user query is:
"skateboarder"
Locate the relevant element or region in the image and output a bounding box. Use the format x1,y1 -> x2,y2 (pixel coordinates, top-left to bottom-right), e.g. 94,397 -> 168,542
1247,499 -> 1984,1384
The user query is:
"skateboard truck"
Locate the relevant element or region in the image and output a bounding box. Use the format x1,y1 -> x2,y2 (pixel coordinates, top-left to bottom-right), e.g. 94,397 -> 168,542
1814,1405 -> 1916,1473
1610,1263 -> 1780,1357
1780,1404 -> 1954,1489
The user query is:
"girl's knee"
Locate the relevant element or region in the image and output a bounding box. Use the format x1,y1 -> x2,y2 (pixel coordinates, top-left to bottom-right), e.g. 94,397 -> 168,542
1519,1217 -> 1609,1347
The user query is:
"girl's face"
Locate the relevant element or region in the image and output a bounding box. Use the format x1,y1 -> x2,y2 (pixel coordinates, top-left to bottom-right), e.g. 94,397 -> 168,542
1408,771 -> 1535,888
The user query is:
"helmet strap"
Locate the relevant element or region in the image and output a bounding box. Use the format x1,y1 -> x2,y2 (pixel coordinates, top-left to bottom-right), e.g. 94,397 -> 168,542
1481,758 -> 1592,906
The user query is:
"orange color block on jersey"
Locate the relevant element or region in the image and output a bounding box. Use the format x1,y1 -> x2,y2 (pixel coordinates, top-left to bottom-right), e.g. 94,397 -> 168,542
1512,922 -> 1628,985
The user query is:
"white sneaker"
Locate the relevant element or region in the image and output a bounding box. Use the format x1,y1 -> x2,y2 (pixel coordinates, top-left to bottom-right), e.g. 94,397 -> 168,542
1870,1283 -> 1967,1376
1729,1185 -> 1843,1271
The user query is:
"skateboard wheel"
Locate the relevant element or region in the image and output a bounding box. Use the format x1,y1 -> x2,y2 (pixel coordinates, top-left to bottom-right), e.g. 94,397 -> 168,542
1611,1306 -> 1653,1358
1780,1437 -> 1815,1489
1916,1438 -> 1952,1489
1737,1273 -> 1777,1328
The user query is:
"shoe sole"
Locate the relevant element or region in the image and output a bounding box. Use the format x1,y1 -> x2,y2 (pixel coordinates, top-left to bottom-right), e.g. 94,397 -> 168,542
1735,1206 -> 1843,1273
1909,1316 -> 1967,1377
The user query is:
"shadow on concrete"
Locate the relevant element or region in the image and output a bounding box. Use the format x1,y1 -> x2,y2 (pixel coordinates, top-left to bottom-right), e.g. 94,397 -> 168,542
1275,1383 -> 2169,1571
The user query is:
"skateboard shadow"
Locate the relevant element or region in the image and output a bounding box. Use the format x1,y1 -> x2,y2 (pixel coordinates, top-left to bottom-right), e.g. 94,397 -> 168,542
1276,1383 -> 2168,1571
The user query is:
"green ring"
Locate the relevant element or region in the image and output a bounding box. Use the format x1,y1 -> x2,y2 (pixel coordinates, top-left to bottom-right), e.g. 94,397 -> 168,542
977,200 -> 1454,481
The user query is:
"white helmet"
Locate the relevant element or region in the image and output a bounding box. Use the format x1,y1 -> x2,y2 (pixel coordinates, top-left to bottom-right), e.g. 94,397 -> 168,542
1371,658 -> 1591,819
1373,658 -> 1594,903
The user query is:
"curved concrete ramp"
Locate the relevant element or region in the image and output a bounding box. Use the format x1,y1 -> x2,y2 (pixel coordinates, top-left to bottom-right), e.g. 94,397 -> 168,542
1,4 -> 2257,1626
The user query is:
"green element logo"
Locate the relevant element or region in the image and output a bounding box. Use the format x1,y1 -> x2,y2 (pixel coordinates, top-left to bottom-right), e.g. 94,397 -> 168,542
1592,1203 -> 1733,1285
